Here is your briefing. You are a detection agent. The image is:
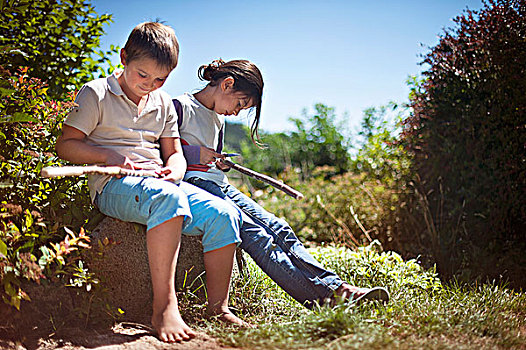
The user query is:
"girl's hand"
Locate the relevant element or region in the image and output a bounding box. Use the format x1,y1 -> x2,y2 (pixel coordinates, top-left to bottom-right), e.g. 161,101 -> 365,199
198,146 -> 232,170
199,147 -> 223,165
157,166 -> 184,184
215,159 -> 231,171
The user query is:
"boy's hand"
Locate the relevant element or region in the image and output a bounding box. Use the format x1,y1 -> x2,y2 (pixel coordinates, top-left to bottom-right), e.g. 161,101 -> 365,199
105,153 -> 143,178
105,152 -> 133,168
159,137 -> 186,183
157,166 -> 184,184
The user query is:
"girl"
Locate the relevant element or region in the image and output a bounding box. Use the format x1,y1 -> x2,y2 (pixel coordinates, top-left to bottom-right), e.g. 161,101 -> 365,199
174,59 -> 389,308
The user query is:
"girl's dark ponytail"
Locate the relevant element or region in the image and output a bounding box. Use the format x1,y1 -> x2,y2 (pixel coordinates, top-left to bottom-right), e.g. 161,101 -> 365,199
198,59 -> 265,148
197,59 -> 225,82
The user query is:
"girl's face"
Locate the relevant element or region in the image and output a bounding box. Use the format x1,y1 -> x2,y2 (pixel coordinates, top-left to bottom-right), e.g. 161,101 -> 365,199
214,78 -> 255,116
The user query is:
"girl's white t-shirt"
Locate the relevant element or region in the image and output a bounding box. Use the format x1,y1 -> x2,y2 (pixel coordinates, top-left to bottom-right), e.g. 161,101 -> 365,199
176,93 -> 229,185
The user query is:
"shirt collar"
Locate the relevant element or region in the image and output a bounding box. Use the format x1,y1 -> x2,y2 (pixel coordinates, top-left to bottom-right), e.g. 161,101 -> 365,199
107,72 -> 125,96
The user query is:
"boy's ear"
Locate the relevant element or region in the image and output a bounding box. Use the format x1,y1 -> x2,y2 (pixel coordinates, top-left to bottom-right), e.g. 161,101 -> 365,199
221,77 -> 235,91
120,49 -> 127,66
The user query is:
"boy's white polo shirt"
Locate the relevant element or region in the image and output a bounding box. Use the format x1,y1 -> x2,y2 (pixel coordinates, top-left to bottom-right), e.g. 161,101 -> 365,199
64,72 -> 180,200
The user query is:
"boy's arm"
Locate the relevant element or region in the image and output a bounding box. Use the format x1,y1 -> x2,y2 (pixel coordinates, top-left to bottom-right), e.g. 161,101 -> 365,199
56,125 -> 136,168
159,137 -> 186,183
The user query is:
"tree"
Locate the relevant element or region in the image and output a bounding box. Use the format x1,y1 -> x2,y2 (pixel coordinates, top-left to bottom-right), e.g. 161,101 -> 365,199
0,0 -> 117,98
400,0 -> 525,282
351,101 -> 411,185
288,103 -> 351,175
235,103 -> 351,178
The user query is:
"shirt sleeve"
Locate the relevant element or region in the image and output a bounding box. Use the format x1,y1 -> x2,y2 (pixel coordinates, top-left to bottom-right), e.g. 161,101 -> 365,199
182,144 -> 201,165
64,85 -> 100,136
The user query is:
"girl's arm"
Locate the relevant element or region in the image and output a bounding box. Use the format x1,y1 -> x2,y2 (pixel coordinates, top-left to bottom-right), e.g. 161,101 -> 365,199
159,137 -> 187,183
56,125 -> 135,168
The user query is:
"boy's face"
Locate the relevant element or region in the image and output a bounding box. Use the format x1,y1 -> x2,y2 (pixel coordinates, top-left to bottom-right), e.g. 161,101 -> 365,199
119,52 -> 172,102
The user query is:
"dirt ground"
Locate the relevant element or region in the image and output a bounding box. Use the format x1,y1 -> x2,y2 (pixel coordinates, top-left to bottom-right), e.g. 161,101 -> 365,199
0,323 -> 239,350
0,239 -> 242,350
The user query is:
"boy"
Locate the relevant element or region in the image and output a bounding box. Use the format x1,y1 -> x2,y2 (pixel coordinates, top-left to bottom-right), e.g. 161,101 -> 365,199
55,22 -> 248,343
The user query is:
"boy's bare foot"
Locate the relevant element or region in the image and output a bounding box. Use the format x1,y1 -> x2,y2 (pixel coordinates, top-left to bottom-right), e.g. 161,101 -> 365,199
207,308 -> 255,328
152,303 -> 197,342
333,283 -> 390,305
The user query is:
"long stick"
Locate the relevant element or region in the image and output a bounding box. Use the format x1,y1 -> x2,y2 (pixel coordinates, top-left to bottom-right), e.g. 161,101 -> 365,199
222,159 -> 304,200
41,163 -> 305,200
41,165 -> 160,178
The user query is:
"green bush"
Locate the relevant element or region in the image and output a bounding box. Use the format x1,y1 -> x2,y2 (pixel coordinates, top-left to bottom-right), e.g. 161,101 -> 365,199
309,241 -> 443,292
230,103 -> 409,249
232,166 -> 401,248
351,101 -> 411,187
0,0 -> 117,313
399,0 -> 526,284
288,104 -> 351,175
0,67 -> 96,310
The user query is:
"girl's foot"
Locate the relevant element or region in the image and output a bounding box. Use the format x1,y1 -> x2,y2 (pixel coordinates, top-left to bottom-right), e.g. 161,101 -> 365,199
152,303 -> 197,343
333,283 -> 390,305
207,308 -> 255,328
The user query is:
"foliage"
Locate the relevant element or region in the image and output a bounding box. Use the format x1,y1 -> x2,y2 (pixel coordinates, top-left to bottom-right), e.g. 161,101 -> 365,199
229,166 -> 400,248
0,0 -> 118,99
351,101 -> 411,186
0,0 -> 116,313
309,241 -> 443,292
241,131 -> 296,176
0,66 -> 97,310
288,104 -> 351,175
235,103 -> 351,177
228,102 -> 409,250
227,104 -> 409,247
399,0 -> 526,282
224,121 -> 292,176
205,243 -> 526,350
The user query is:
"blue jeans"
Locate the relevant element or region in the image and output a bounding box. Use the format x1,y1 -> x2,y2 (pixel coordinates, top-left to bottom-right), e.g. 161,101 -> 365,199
186,177 -> 344,308
96,177 -> 242,253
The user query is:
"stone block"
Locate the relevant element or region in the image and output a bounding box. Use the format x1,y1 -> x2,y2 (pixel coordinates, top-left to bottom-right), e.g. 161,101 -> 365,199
89,216 -> 206,322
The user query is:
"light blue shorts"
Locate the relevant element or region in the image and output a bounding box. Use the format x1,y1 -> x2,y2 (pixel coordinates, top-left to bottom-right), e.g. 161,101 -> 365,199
96,177 -> 242,253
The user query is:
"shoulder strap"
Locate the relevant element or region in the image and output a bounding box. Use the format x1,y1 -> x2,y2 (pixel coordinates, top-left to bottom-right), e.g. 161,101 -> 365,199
217,125 -> 224,154
173,98 -> 183,128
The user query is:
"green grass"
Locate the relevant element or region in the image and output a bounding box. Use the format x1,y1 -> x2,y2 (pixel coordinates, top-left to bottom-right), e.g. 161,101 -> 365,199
198,242 -> 526,349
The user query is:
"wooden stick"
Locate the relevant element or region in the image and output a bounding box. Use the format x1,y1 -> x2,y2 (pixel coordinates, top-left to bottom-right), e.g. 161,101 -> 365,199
222,159 -> 304,200
41,163 -> 305,200
41,165 -> 160,178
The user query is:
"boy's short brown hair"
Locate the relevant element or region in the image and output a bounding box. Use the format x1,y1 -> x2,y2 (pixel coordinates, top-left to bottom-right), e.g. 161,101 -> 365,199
123,22 -> 179,70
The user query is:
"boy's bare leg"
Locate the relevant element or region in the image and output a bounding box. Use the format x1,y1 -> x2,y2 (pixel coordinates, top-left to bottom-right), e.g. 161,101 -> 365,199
147,216 -> 197,342
204,244 -> 253,327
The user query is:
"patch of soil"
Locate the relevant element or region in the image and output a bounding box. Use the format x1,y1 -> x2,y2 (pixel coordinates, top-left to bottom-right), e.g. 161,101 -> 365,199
0,281 -> 239,350
0,323 -> 239,350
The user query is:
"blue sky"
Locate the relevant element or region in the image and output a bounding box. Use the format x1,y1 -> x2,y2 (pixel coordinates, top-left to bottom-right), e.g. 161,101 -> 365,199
91,0 -> 484,133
